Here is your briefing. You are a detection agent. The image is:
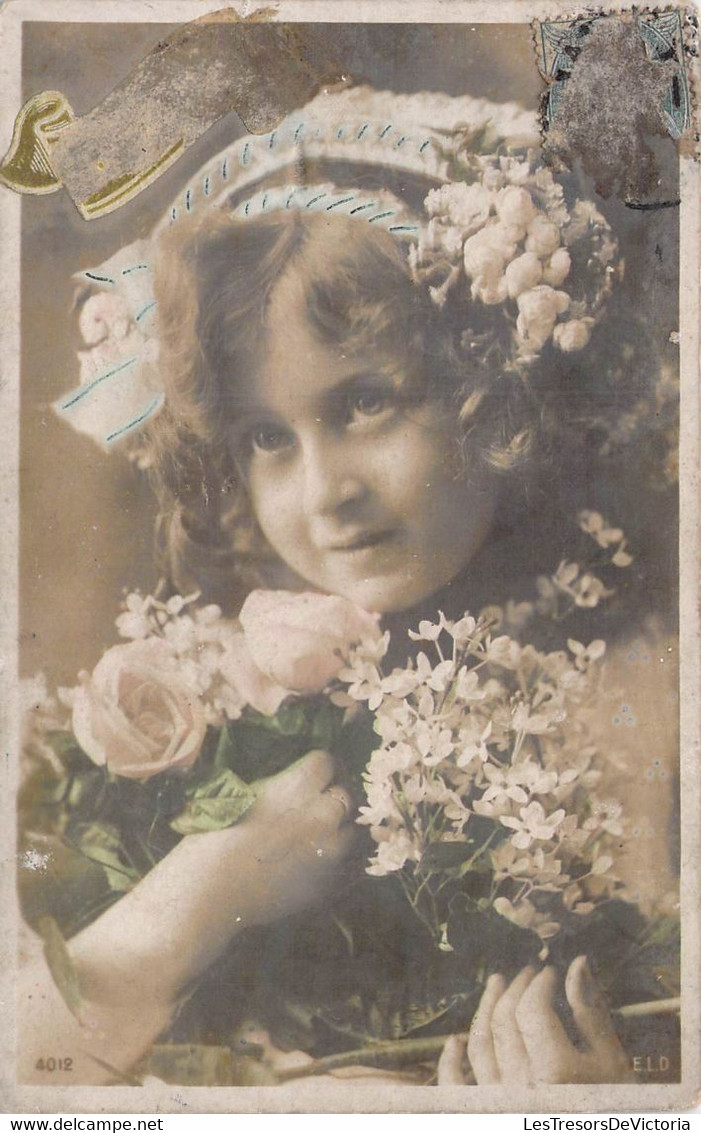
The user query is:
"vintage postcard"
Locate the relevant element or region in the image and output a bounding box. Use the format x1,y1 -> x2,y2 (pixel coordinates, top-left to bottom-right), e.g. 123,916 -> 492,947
0,0 -> 698,1114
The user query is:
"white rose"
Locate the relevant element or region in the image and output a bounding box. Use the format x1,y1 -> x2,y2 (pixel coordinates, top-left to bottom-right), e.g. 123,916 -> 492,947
482,167 -> 505,192
424,183 -> 493,237
542,247 -> 572,286
463,238 -> 508,305
505,252 -> 543,299
525,215 -> 561,257
495,186 -> 536,228
552,319 -> 592,352
72,639 -> 207,780
516,286 -> 570,350
463,235 -> 506,279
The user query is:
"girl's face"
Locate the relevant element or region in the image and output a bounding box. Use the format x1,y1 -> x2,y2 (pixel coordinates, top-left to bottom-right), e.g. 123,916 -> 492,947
230,272 -> 498,614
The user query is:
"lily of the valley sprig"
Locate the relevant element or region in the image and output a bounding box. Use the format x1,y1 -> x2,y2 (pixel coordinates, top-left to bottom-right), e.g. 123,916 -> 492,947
336,611 -> 626,949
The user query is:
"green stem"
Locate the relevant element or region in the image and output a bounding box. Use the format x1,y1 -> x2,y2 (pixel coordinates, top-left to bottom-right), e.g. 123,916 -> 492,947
276,998 -> 681,1082
275,1033 -> 472,1081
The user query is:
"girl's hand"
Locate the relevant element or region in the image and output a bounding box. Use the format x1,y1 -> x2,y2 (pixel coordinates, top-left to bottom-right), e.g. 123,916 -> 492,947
438,957 -> 634,1085
239,749 -> 358,925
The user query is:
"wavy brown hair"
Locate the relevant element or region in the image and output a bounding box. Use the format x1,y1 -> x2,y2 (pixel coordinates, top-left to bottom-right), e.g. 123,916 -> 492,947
141,206 -> 675,621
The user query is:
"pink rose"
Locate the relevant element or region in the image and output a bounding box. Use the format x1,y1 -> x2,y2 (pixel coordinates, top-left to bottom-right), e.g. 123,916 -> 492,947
72,638 -> 207,780
239,590 -> 382,695
218,634 -> 292,717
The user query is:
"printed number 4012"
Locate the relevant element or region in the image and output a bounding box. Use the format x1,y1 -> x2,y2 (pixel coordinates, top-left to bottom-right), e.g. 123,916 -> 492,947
35,1058 -> 73,1072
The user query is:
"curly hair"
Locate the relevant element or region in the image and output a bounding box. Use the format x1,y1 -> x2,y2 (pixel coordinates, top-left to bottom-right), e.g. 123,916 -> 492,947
142,205 -> 675,619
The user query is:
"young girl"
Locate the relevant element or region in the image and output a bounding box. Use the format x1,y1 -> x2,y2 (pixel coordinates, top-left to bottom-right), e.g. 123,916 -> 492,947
20,86 -> 678,1089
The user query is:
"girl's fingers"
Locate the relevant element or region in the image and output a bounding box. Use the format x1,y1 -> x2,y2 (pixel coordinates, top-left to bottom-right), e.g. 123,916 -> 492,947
565,956 -> 617,1048
266,749 -> 336,800
514,966 -> 574,1083
467,973 -> 506,1084
490,966 -> 537,1085
565,956 -> 632,1078
437,1035 -> 467,1084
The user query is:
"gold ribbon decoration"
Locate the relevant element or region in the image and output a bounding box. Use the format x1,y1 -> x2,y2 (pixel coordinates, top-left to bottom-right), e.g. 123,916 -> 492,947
0,10 -> 345,220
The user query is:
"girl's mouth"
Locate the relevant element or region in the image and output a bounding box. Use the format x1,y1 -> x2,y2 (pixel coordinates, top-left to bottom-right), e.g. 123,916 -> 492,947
326,530 -> 395,553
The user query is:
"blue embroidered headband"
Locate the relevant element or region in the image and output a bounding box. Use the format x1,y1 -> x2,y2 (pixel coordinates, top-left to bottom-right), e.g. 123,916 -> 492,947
54,86 -> 620,450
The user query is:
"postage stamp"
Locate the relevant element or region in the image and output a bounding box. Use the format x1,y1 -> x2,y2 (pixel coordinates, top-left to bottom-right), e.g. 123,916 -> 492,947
0,0 -> 698,1115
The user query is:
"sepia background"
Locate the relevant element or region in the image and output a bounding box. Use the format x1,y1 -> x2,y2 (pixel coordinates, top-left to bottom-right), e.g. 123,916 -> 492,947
20,20 -> 679,686
9,13 -> 689,1103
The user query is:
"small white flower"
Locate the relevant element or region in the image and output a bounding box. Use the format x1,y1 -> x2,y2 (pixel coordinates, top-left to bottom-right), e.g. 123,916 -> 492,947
567,638 -> 607,671
494,896 -> 561,940
485,635 -> 522,670
479,762 -> 529,807
535,575 -> 559,617
572,573 -> 614,609
612,545 -> 634,568
455,719 -> 492,767
584,798 -> 624,837
503,600 -> 534,633
511,701 -> 556,736
366,828 -> 421,876
554,560 -> 580,589
450,615 -> 477,643
454,667 -> 486,702
408,619 -> 443,642
501,801 -> 566,849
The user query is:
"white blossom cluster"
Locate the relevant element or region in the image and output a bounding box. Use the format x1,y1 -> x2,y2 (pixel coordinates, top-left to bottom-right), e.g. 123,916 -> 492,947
535,511 -> 633,619
337,614 -> 626,943
408,153 -> 619,363
115,592 -> 248,724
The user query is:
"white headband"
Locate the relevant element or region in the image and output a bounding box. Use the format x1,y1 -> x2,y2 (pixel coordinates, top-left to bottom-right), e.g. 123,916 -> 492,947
53,86 -> 619,451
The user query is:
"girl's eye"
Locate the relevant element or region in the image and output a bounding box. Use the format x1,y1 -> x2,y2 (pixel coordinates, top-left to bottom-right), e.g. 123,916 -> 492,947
250,424 -> 293,454
347,384 -> 396,422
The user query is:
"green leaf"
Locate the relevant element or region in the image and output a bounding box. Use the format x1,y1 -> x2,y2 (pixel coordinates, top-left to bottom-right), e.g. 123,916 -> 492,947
212,724 -> 240,770
170,768 -> 257,834
43,731 -> 95,772
18,831 -> 121,936
76,823 -> 140,892
333,708 -> 379,794
36,915 -> 84,1021
309,700 -> 345,748
250,699 -> 310,737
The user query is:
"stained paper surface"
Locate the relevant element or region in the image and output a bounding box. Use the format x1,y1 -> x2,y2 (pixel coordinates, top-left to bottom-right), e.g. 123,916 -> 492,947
0,0 -> 698,1115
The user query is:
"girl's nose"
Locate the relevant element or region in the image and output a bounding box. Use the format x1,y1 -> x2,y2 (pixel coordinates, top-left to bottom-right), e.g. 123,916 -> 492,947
301,435 -> 367,518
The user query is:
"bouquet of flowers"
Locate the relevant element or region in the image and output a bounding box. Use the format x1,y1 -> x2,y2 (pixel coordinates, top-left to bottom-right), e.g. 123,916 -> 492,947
19,516 -> 679,1083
